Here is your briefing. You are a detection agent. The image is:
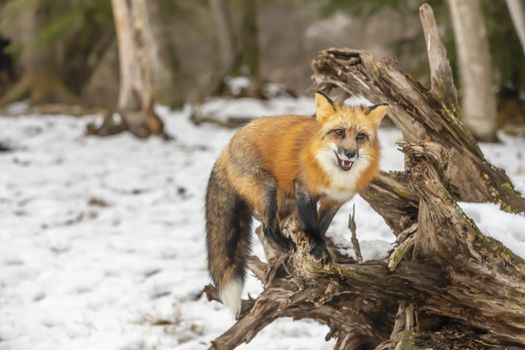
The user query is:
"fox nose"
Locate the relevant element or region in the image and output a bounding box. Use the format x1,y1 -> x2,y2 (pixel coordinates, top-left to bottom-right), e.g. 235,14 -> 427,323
345,150 -> 357,159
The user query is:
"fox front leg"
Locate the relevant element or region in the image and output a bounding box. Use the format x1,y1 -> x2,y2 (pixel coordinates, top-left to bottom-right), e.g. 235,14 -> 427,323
238,168 -> 293,251
294,181 -> 331,263
318,199 -> 343,236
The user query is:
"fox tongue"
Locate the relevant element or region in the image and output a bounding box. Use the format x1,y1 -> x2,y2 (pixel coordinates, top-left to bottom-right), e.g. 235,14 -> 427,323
335,152 -> 353,171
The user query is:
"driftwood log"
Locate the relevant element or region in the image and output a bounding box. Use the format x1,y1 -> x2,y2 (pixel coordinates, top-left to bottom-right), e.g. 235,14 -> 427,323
204,4 -> 525,349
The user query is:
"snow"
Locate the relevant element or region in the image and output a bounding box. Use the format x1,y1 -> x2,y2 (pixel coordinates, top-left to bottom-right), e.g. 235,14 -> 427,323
305,12 -> 352,40
459,202 -> 525,258
194,96 -> 314,124
0,98 -> 524,350
225,76 -> 252,96
344,95 -> 374,107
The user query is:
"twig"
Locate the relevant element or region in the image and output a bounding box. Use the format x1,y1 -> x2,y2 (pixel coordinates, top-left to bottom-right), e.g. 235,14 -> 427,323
247,255 -> 267,283
390,303 -> 416,350
348,204 -> 363,263
390,302 -> 407,340
405,303 -> 415,331
388,235 -> 416,272
254,226 -> 279,260
396,223 -> 418,243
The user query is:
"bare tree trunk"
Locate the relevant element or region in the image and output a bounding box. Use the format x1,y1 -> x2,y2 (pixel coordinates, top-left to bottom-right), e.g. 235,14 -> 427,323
0,36 -> 14,97
447,0 -> 498,141
197,0 -> 237,99
506,0 -> 525,58
236,0 -> 260,80
210,0 -> 236,72
91,0 -> 165,138
144,0 -> 182,107
196,0 -> 264,101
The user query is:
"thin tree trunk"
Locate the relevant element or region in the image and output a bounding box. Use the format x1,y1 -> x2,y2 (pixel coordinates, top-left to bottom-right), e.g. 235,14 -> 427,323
236,0 -> 259,80
144,0 -> 182,107
447,0 -> 498,141
196,0 -> 263,101
195,0 -> 237,100
210,0 -> 236,72
506,0 -> 525,58
109,0 -> 164,138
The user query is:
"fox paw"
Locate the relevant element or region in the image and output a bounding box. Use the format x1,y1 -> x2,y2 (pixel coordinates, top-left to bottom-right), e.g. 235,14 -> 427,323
309,240 -> 332,265
263,226 -> 294,252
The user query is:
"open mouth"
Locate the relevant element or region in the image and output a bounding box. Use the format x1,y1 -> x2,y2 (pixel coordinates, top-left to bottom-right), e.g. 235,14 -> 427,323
335,153 -> 353,171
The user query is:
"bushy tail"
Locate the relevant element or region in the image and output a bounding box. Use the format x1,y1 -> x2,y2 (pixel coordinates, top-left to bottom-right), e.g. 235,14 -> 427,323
205,164 -> 251,316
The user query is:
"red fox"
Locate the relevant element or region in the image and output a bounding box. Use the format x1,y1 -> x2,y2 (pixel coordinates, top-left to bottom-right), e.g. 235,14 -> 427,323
206,92 -> 388,315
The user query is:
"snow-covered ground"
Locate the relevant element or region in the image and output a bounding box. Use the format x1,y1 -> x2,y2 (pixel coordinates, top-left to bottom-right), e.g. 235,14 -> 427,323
0,98 -> 524,350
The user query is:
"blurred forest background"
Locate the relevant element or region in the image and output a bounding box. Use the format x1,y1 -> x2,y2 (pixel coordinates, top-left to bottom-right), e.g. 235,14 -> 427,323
0,0 -> 524,139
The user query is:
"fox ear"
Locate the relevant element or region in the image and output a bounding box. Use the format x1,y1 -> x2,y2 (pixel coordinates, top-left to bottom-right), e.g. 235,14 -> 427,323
314,92 -> 335,123
367,104 -> 389,126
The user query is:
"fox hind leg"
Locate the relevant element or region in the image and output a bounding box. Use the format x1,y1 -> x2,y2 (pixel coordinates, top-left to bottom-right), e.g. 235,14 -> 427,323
236,170 -> 292,251
263,186 -> 293,250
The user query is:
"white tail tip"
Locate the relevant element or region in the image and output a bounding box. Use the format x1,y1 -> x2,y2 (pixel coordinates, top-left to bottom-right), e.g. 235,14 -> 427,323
219,279 -> 243,316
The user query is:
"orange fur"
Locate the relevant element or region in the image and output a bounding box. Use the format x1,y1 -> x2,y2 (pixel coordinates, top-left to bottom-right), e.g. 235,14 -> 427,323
206,93 -> 388,315
221,101 -> 386,204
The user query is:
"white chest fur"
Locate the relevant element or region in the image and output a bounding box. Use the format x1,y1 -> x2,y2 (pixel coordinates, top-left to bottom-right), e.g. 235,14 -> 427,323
315,149 -> 370,202
320,187 -> 355,202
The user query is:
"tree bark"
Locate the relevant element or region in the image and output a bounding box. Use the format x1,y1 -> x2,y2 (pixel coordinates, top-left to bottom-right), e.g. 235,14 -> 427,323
205,4 -> 525,349
506,0 -> 525,58
446,0 -> 498,141
105,0 -> 165,138
360,171 -> 419,235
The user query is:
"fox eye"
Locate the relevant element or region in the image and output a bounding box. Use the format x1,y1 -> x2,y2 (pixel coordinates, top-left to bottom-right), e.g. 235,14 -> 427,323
333,129 -> 344,137
356,132 -> 368,141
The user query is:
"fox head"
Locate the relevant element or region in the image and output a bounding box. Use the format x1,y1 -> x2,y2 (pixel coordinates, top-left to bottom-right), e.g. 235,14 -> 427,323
313,92 -> 388,176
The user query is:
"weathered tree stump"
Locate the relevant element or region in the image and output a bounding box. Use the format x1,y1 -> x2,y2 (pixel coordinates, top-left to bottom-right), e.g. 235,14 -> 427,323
204,4 -> 525,349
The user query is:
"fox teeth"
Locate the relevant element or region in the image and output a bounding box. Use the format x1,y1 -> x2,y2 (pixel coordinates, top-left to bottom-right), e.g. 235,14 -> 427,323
342,160 -> 352,167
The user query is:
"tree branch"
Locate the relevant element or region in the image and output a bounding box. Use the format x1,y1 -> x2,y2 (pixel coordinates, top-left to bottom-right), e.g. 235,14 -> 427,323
419,3 -> 459,110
